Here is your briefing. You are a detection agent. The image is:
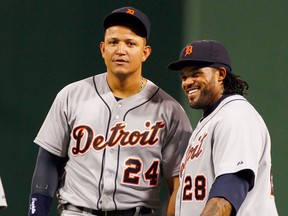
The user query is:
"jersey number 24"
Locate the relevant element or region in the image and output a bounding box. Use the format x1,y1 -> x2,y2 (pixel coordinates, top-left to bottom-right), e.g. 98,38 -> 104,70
122,158 -> 159,187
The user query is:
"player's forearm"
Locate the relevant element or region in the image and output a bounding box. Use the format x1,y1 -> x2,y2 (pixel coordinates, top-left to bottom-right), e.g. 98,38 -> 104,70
28,147 -> 66,215
166,190 -> 177,216
166,176 -> 179,216
200,197 -> 232,216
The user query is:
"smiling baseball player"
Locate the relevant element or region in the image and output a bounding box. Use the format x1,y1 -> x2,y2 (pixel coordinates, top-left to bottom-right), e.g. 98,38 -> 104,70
28,6 -> 192,216
168,40 -> 279,215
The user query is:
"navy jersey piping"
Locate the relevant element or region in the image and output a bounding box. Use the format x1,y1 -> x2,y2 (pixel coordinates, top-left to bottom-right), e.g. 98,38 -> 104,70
93,76 -> 113,209
123,87 -> 160,121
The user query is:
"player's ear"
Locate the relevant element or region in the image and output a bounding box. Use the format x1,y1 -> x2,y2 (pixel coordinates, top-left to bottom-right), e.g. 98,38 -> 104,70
100,41 -> 105,58
142,45 -> 152,62
217,67 -> 227,82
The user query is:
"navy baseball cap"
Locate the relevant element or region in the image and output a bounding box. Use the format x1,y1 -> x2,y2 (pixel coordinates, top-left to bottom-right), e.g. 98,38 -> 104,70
103,6 -> 150,40
168,40 -> 232,72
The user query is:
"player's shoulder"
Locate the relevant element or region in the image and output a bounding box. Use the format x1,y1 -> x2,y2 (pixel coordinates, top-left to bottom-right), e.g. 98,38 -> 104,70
147,80 -> 183,106
217,94 -> 262,120
220,95 -> 254,111
148,81 -> 189,120
63,75 -> 96,90
57,74 -> 101,97
222,94 -> 247,104
146,81 -> 191,129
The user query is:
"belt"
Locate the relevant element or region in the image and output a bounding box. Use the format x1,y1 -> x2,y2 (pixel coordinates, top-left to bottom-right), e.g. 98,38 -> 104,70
60,203 -> 153,216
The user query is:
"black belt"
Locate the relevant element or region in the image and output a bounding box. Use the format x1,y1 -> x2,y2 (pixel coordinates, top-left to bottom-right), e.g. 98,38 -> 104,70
60,203 -> 153,216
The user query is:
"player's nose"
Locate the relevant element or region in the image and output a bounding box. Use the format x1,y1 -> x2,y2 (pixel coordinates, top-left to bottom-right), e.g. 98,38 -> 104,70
182,77 -> 195,89
116,42 -> 126,55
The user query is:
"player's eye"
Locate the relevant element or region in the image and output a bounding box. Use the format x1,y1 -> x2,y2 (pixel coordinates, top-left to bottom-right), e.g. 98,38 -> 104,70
181,75 -> 187,81
126,40 -> 136,46
108,39 -> 118,45
192,72 -> 202,78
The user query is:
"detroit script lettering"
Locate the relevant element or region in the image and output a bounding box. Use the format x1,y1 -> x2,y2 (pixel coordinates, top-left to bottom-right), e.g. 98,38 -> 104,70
71,121 -> 166,155
180,132 -> 208,178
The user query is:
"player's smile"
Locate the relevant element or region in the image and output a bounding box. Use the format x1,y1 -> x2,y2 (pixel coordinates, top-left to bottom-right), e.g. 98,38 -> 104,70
186,86 -> 201,107
185,86 -> 200,105
187,87 -> 200,95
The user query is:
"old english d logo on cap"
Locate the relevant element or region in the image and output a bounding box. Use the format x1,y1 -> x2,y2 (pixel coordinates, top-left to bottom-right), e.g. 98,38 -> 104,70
185,45 -> 193,56
126,8 -> 135,15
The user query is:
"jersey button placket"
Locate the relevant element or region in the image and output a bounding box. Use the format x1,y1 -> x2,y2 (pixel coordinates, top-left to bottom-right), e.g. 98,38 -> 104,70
101,102 -> 122,210
101,194 -> 111,209
115,103 -> 122,120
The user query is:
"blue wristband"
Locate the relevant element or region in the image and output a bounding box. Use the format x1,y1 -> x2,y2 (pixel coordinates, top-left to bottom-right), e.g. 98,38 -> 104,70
208,173 -> 249,215
28,193 -> 53,216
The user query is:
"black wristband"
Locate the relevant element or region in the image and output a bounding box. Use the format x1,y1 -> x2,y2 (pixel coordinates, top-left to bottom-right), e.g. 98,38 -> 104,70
28,193 -> 53,216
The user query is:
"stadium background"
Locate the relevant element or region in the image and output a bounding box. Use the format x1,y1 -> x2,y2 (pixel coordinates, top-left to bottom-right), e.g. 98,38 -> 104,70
1,1 -> 287,215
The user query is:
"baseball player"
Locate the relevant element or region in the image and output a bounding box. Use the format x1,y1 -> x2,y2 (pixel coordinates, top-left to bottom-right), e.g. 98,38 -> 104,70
0,177 -> 7,210
168,40 -> 279,215
28,6 -> 192,216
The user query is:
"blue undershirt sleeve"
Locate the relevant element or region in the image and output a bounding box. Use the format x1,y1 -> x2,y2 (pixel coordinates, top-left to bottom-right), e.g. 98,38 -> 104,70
31,147 -> 67,196
208,170 -> 253,215
28,147 -> 67,216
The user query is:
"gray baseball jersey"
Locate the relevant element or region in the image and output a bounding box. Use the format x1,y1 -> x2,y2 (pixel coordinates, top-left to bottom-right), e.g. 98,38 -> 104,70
176,95 -> 278,216
34,73 -> 192,211
0,177 -> 7,209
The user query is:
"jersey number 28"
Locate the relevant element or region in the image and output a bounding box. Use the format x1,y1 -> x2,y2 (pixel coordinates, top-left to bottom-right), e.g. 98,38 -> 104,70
182,175 -> 207,201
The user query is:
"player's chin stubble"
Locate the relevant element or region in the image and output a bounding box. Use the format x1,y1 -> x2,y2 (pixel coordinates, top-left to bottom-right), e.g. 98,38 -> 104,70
188,88 -> 214,110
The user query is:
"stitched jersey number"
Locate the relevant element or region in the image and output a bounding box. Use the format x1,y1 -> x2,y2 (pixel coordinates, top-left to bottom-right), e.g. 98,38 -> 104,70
123,158 -> 159,186
123,159 -> 142,185
183,175 -> 206,201
144,161 -> 159,186
183,175 -> 193,200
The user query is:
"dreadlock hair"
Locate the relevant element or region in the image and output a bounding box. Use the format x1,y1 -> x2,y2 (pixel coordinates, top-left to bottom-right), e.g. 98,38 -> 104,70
223,72 -> 249,95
